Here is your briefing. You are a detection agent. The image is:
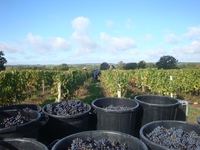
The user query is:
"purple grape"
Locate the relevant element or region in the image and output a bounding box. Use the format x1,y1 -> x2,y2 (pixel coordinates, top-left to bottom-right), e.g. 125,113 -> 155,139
68,138 -> 131,150
45,100 -> 88,116
103,105 -> 132,111
0,111 -> 33,128
146,126 -> 200,150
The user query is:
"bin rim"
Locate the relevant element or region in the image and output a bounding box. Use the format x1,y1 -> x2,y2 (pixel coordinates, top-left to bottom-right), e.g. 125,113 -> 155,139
0,110 -> 41,133
52,130 -> 148,150
92,97 -> 139,113
139,120 -> 199,150
135,94 -> 180,107
0,104 -> 42,112
42,101 -> 91,119
0,138 -> 48,150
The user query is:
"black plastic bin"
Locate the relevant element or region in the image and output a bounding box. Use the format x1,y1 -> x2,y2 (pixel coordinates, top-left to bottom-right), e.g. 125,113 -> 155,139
88,107 -> 97,130
0,110 -> 41,139
52,130 -> 148,150
0,138 -> 48,150
0,104 -> 50,144
140,120 -> 200,150
41,101 -> 91,145
92,97 -> 139,136
134,95 -> 180,127
0,104 -> 42,112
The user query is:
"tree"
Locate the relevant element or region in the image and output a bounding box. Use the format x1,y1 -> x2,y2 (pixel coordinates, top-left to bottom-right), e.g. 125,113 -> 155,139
0,51 -> 7,71
116,61 -> 126,69
137,60 -> 146,69
124,62 -> 137,70
156,55 -> 178,69
55,63 -> 69,71
146,63 -> 156,68
100,62 -> 110,70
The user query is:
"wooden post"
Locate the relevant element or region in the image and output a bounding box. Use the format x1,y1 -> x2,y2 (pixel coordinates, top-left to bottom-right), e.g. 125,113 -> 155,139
170,76 -> 173,98
42,80 -> 45,95
140,72 -> 145,92
58,82 -> 61,102
117,83 -> 121,98
117,78 -> 121,98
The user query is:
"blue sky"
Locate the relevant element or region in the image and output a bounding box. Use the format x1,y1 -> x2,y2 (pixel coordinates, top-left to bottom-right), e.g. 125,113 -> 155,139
0,0 -> 200,65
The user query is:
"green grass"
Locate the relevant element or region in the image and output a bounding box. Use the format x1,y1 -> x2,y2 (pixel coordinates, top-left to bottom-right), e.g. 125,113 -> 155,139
82,81 -> 104,105
40,98 -> 55,107
188,106 -> 199,124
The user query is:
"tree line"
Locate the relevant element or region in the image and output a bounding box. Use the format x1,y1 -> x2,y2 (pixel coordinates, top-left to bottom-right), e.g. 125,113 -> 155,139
1,51 -> 200,71
100,56 -> 200,70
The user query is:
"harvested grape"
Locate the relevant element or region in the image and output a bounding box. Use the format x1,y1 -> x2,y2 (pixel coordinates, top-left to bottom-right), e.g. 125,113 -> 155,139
103,105 -> 132,111
0,111 -> 33,128
22,107 -> 33,111
45,100 -> 88,116
146,126 -> 200,150
68,137 -> 131,150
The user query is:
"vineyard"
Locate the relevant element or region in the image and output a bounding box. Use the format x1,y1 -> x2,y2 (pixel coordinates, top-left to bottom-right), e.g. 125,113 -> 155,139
0,68 -> 200,107
101,68 -> 200,98
0,69 -> 90,106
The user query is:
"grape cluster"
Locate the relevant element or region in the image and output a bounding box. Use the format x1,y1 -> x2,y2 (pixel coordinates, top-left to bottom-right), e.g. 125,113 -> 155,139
103,105 -> 132,111
0,111 -> 33,128
68,137 -> 130,150
22,107 -> 33,111
45,100 -> 88,116
146,126 -> 200,150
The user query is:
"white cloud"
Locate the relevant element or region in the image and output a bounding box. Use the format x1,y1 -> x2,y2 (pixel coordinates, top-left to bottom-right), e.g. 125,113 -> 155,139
24,33 -> 71,54
0,42 -> 21,53
183,26 -> 200,40
25,33 -> 47,53
164,33 -> 180,44
71,17 -> 99,54
143,47 -> 170,62
189,40 -> 200,54
173,40 -> 200,54
50,37 -> 71,50
71,16 -> 91,33
100,32 -> 137,51
26,33 -> 43,45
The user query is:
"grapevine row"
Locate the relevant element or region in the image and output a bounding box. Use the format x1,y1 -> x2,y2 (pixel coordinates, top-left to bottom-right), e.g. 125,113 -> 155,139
0,70 -> 90,106
101,68 -> 200,97
1,68 -> 199,106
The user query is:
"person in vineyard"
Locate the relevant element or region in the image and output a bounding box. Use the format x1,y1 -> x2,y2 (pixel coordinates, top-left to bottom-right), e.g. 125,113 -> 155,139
93,70 -> 101,82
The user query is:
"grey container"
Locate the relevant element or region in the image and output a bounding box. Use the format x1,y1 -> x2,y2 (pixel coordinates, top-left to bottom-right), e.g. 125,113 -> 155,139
134,94 -> 180,127
92,97 -> 139,137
